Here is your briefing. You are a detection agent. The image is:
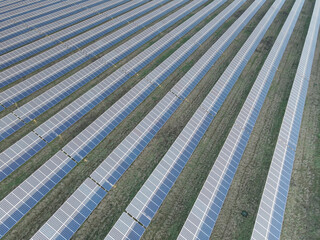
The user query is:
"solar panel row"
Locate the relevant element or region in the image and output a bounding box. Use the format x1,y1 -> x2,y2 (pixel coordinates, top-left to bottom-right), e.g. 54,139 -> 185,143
1,0 -> 93,31
0,0 -> 39,11
0,0 -> 150,69
105,213 -> 145,240
31,178 -> 107,240
251,1 -> 320,239
0,113 -> 24,141
0,131 -> 46,181
90,93 -> 183,191
110,0 -> 272,236
0,0 -> 101,28
0,0 -> 312,239
0,0 -> 190,102
0,0 -> 166,86
29,1 -> 245,238
0,0 -> 167,89
0,0 -> 130,54
59,0 -> 226,163
0,0 -> 222,236
0,0 -> 212,182
0,0 -> 207,181
178,1 -> 304,239
0,151 -> 76,238
0,0 -> 168,139
0,0 -> 67,20
1,0 -> 113,32
124,108 -> 214,228
0,0 -> 37,9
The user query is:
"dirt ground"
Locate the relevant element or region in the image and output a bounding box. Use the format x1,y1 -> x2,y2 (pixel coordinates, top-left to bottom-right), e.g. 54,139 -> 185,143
281,14 -> 320,240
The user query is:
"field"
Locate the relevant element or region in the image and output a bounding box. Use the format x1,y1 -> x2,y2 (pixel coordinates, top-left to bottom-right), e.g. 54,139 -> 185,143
0,0 -> 319,239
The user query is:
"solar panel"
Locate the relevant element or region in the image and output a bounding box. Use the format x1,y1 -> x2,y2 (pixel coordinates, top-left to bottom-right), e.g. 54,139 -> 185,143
0,0 -> 190,102
90,93 -> 183,190
0,113 -> 24,142
0,0 -> 223,180
31,178 -> 106,240
0,0 -> 132,56
0,0 -> 312,239
60,0 -> 224,162
125,108 -> 214,227
0,0 -> 224,236
251,1 -> 320,239
116,0 -> 266,232
0,132 -> 46,181
28,1 -> 248,238
0,0 -> 152,69
0,0 -> 45,12
0,0 -> 102,35
179,1 -> 303,238
105,213 -> 145,240
0,151 -> 75,238
0,0 -> 68,21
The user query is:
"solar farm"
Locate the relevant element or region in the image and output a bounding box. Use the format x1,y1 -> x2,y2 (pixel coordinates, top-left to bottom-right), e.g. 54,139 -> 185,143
0,0 -> 319,239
